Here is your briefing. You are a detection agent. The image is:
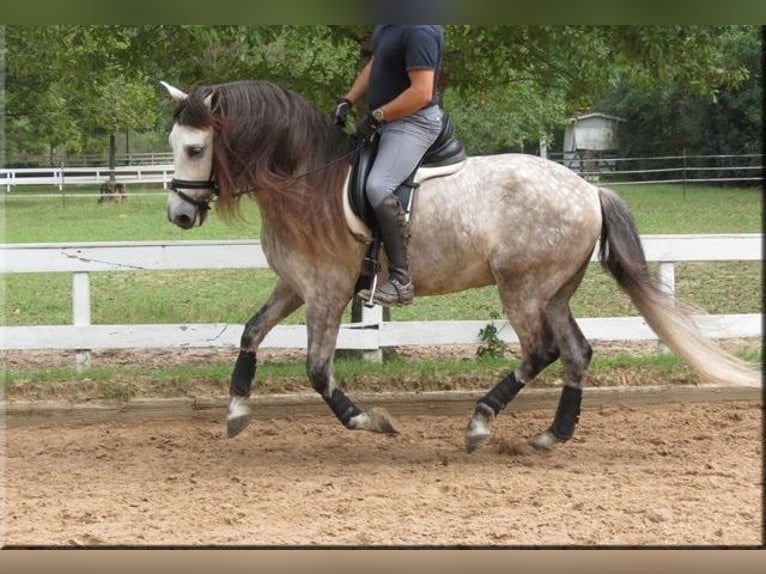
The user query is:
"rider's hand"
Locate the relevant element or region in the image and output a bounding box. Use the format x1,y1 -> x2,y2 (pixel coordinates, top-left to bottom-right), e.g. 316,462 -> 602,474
333,98 -> 352,127
356,111 -> 381,140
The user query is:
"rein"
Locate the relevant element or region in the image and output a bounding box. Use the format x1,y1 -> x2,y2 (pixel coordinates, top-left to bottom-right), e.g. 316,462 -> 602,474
285,138 -> 366,182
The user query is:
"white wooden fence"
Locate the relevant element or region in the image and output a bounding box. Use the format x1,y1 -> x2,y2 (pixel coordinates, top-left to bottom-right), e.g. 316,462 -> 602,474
1,235 -> 762,368
2,153 -> 761,193
1,165 -> 175,192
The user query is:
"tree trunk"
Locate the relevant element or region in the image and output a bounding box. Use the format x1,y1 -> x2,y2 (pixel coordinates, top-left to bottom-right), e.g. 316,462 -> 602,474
109,133 -> 116,184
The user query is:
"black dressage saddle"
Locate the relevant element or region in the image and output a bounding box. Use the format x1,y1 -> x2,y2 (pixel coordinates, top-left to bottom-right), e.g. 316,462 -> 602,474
348,111 -> 467,231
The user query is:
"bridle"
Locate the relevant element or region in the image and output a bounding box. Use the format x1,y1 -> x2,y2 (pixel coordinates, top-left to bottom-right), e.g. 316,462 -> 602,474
169,176 -> 218,214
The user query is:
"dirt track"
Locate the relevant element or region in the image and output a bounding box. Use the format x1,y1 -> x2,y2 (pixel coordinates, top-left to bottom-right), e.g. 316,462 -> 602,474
3,397 -> 762,547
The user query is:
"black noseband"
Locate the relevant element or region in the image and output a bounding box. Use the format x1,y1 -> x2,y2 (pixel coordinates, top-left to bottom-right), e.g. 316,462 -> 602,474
170,178 -> 219,212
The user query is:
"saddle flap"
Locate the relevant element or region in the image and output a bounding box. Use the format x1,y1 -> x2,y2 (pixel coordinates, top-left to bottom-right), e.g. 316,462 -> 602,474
349,137 -> 379,228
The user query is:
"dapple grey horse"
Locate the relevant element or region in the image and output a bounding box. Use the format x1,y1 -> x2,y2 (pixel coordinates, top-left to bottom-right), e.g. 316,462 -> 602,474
161,80 -> 759,453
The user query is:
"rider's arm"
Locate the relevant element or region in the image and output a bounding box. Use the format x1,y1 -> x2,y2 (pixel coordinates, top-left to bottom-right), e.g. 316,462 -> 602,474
343,58 -> 373,105
373,68 -> 435,123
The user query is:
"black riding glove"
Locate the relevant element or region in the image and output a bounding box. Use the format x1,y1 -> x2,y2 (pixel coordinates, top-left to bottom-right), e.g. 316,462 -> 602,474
333,98 -> 352,127
356,111 -> 381,140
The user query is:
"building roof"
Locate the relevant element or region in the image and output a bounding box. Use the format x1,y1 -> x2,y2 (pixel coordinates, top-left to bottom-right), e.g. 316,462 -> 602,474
567,112 -> 627,124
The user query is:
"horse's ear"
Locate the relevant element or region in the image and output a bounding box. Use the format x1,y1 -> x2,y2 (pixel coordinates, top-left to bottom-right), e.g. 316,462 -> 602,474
160,80 -> 188,103
203,93 -> 214,109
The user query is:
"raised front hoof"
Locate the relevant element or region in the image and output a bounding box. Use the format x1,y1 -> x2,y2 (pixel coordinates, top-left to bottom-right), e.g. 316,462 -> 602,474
226,397 -> 252,438
528,429 -> 562,451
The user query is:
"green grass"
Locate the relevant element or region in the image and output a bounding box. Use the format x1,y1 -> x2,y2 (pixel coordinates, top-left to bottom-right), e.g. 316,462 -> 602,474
1,184 -> 762,326
2,182 -> 762,394
610,184 -> 762,233
8,348 -> 743,401
3,261 -> 761,326
0,183 -> 761,242
13,344 -> 763,401
0,187 -> 262,243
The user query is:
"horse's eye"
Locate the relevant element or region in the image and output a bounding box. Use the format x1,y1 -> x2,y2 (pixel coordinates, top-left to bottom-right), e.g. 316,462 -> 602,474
187,145 -> 204,159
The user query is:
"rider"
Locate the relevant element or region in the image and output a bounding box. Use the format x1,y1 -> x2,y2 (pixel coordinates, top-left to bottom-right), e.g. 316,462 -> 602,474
333,25 -> 444,307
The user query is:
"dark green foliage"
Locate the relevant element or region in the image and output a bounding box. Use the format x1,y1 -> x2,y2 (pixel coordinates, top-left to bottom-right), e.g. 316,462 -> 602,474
5,25 -> 758,162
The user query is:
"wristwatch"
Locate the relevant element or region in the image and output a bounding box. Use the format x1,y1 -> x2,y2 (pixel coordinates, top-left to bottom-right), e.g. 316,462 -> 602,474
371,108 -> 385,123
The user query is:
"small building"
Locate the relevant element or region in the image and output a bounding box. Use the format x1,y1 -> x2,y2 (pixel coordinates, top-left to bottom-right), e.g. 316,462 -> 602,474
562,112 -> 626,178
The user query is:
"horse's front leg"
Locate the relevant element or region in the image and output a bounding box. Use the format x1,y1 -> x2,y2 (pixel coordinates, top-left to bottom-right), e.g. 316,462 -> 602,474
227,278 -> 303,437
304,298 -> 398,435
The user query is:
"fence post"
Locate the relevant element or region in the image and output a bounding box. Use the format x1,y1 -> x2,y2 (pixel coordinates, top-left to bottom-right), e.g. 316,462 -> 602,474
657,262 -> 676,354
72,271 -> 92,371
360,303 -> 384,363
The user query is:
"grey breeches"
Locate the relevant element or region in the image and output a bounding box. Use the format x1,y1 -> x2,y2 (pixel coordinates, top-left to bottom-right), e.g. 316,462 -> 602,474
366,105 -> 443,209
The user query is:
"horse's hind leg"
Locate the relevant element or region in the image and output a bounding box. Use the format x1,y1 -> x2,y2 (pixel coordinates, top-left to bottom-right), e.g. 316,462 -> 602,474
525,258 -> 593,450
528,304 -> 592,450
227,278 -> 303,437
465,295 -> 560,452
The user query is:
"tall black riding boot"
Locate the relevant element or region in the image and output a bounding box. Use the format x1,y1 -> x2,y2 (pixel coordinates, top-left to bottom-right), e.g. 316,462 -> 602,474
358,193 -> 414,306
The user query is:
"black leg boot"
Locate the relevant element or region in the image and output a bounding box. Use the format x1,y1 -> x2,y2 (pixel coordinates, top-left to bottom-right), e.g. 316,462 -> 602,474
358,193 -> 414,306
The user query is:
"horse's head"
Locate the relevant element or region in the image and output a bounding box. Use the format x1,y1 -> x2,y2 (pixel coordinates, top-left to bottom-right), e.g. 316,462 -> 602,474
161,81 -> 217,229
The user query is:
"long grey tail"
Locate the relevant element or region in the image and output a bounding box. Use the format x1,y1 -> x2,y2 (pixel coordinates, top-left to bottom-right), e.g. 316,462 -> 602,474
597,187 -> 760,388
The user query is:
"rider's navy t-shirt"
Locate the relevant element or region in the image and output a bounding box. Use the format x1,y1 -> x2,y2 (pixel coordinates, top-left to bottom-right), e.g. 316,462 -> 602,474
368,25 -> 443,111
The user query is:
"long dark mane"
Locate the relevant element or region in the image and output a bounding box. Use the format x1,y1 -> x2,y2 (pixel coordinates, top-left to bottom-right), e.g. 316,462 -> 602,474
174,80 -> 357,256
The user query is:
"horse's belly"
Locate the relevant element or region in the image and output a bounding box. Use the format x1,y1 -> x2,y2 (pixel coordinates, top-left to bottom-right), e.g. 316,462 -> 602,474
408,212 -> 498,294
411,247 -> 495,295
408,153 -> 602,295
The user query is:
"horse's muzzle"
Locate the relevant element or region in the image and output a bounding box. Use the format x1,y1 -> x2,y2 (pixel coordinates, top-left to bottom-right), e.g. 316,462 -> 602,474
170,210 -> 197,230
167,191 -> 209,229
167,179 -> 215,229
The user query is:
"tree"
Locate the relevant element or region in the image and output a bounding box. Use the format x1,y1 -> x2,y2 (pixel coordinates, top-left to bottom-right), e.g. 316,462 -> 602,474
4,25 -> 756,163
440,26 -> 753,154
592,25 -> 760,164
5,26 -> 163,166
89,73 -> 157,182
5,27 -> 79,163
